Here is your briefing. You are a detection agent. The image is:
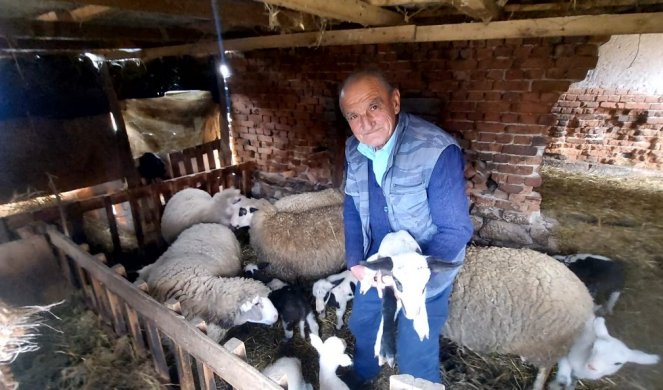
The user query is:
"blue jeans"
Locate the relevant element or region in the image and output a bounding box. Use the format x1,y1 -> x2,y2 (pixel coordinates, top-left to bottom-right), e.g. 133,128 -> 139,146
348,283 -> 453,383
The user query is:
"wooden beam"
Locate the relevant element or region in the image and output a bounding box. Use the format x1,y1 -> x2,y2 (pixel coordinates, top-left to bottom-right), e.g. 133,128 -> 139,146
366,0 -> 448,6
504,0 -> 663,13
48,0 -> 213,18
0,19 -> 206,42
36,5 -> 112,22
415,11 -> 663,41
135,12 -> 663,59
449,0 -> 500,22
256,0 -> 403,26
141,25 -> 417,60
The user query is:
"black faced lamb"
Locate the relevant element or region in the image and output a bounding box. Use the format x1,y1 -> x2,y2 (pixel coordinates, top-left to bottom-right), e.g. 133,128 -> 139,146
249,189 -> 345,282
362,231 -> 659,390
312,270 -> 358,330
136,223 -> 278,342
243,262 -> 288,291
137,152 -> 168,183
553,253 -> 625,315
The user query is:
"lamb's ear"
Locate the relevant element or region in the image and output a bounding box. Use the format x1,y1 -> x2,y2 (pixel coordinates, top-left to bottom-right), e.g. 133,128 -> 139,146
330,278 -> 344,288
361,257 -> 393,271
426,257 -> 462,272
593,317 -> 610,338
310,334 -> 323,351
628,350 -> 660,365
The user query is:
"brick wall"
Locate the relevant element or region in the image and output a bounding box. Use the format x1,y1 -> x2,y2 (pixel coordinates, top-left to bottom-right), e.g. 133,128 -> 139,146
226,36 -> 605,246
547,88 -> 663,170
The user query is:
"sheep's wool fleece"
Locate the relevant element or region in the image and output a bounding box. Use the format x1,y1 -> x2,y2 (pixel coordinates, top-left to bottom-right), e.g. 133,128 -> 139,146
250,189 -> 345,282
444,246 -> 594,367
161,188 -> 236,242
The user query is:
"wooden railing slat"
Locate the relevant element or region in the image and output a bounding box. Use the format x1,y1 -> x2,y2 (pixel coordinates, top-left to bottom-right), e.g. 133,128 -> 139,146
125,305 -> 147,355
145,319 -> 171,382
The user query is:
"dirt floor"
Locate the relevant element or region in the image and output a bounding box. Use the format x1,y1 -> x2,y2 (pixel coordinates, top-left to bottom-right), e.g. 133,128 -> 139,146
5,164 -> 663,389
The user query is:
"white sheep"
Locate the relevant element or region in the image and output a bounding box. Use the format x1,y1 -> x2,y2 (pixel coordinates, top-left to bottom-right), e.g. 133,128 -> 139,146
249,188 -> 345,282
231,197 -> 272,230
549,316 -> 659,389
310,334 -> 353,390
363,234 -> 658,390
160,187 -> 247,243
137,223 -> 278,341
553,253 -> 625,315
312,270 -> 358,330
261,356 -> 313,390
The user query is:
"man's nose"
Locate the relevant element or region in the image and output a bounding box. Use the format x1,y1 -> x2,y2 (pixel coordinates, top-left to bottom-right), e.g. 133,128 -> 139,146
359,114 -> 373,130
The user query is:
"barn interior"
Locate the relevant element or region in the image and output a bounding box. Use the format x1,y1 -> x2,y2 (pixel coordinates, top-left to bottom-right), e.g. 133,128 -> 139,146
1,1 -> 662,389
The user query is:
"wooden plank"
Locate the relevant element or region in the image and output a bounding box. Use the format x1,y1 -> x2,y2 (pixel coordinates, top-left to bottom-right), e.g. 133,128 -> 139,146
75,264 -> 99,310
173,345 -> 196,390
127,192 -> 145,249
47,228 -> 281,390
55,247 -> 74,285
144,319 -> 171,381
137,12 -> 663,58
125,305 -> 147,354
103,196 -> 122,254
416,12 -> 663,41
90,276 -> 113,326
36,5 -> 112,22
106,289 -> 128,335
196,361 -> 217,390
449,0 -> 499,22
366,0 -> 447,5
504,0 -> 663,13
182,150 -> 194,175
195,145 -> 205,174
257,0 -> 403,26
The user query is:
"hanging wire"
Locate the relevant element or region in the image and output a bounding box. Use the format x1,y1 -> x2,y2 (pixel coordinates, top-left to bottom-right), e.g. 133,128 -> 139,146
210,0 -> 234,164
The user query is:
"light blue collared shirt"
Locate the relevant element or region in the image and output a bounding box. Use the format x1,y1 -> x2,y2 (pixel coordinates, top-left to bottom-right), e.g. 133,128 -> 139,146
356,127 -> 399,187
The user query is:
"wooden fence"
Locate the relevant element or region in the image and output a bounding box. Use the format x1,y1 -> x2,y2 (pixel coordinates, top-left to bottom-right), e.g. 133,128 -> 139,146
47,227 -> 281,390
166,139 -> 229,178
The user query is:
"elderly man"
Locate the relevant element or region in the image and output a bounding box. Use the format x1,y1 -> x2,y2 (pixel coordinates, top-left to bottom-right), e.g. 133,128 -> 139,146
341,68 -> 473,384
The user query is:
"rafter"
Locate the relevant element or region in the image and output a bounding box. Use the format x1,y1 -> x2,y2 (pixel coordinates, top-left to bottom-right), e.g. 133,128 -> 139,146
504,0 -> 663,12
36,5 -> 112,22
0,19 -> 207,43
134,12 -> 663,59
449,0 -> 499,22
256,0 -> 403,26
365,0 -> 448,5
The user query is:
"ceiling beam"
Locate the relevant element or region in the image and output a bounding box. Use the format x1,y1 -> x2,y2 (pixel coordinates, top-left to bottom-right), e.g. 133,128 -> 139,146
36,5 -> 113,22
256,0 -> 403,26
504,0 -> 663,13
449,0 -> 500,22
0,19 -> 207,42
48,0 -> 213,18
365,0 -> 449,6
133,12 -> 663,59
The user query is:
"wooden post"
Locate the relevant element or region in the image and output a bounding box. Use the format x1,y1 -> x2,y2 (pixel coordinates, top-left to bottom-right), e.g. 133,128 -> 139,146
103,196 -> 121,254
98,60 -> 141,188
173,345 -> 195,390
125,305 -> 147,355
144,319 -> 171,382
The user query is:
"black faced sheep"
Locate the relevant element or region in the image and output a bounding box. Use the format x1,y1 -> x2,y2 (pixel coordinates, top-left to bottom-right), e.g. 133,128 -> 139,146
553,253 -> 626,315
137,223 -> 278,341
249,188 -> 345,282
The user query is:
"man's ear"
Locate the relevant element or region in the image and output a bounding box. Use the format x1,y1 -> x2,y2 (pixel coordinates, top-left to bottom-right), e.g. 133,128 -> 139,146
392,88 -> 401,114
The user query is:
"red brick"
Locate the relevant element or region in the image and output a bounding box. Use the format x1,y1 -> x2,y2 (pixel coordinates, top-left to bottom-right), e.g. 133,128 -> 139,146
498,183 -> 525,194
531,80 -> 572,93
502,144 -> 539,156
476,122 -> 505,133
506,175 -> 526,185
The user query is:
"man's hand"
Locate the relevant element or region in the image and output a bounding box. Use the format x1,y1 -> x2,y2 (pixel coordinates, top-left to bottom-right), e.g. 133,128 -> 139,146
350,264 -> 367,282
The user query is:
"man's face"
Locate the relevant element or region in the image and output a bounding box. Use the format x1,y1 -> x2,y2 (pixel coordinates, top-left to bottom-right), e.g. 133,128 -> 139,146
340,76 -> 400,149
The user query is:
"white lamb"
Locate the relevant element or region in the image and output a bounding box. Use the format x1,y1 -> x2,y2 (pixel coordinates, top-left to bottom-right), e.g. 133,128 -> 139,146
160,187 -> 247,243
137,223 -> 278,341
312,270 -> 358,330
261,356 -> 313,390
310,334 -> 353,390
362,232 -> 659,390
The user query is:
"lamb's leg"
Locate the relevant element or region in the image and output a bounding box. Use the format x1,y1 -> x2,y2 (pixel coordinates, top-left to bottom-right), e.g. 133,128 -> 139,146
604,291 -> 621,315
379,287 -> 397,368
335,300 -> 347,330
298,319 -> 306,340
532,365 -> 550,390
548,358 -> 574,390
305,312 -> 319,337
283,319 -> 294,340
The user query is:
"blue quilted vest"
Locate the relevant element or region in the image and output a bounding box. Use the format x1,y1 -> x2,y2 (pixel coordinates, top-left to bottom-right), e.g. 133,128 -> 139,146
345,113 -> 460,257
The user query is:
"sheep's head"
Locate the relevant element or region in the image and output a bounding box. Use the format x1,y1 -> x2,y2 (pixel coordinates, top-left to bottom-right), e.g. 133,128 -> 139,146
310,334 -> 352,370
312,278 -> 343,314
229,198 -> 271,229
580,317 -> 660,380
234,295 -> 278,326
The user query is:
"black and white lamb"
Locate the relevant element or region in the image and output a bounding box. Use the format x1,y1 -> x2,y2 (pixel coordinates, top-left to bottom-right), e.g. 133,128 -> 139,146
160,187 -> 252,243
310,334 -> 353,390
137,223 -> 278,341
312,270 -> 358,330
261,356 -> 313,390
362,231 -> 659,390
553,253 -> 626,315
244,263 -> 318,340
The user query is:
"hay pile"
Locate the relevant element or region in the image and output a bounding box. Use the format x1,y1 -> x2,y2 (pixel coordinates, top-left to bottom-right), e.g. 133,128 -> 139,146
9,293 -> 162,390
